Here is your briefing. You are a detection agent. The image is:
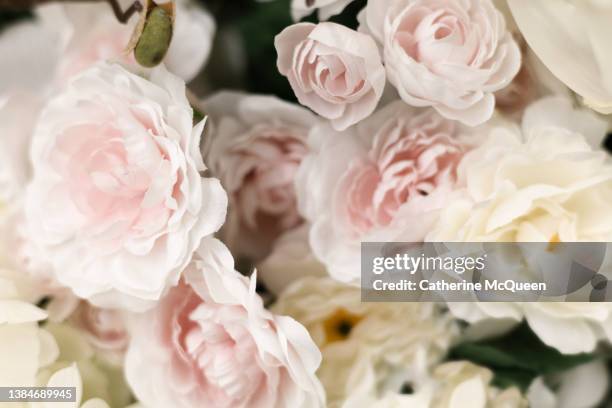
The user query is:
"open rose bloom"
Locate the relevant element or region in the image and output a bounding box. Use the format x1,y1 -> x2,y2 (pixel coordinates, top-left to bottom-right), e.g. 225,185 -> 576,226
203,92 -> 317,260
25,62 -> 228,311
275,22 -> 386,130
126,238 -> 325,408
360,0 -> 521,125
296,101 -> 471,282
4,0 -> 612,407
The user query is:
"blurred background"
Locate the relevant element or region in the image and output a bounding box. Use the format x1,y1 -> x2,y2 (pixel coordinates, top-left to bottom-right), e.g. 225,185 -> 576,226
0,0 -> 367,101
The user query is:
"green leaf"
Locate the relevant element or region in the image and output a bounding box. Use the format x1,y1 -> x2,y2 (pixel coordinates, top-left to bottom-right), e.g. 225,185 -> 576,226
236,0 -> 296,102
449,323 -> 596,391
491,368 -> 536,391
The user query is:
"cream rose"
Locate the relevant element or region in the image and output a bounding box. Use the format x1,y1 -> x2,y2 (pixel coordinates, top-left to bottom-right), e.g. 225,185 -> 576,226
507,0 -> 612,114
0,270 -> 57,391
360,0 -> 521,125
296,101 -> 470,283
428,97 -> 612,354
425,361 -> 526,408
204,92 -> 317,260
25,62 -> 227,311
125,238 -> 325,408
0,284 -> 118,407
429,97 -> 611,242
38,321 -> 133,408
343,360 -> 526,408
528,361 -> 609,408
38,364 -> 112,408
276,22 -> 386,130
273,277 -> 457,407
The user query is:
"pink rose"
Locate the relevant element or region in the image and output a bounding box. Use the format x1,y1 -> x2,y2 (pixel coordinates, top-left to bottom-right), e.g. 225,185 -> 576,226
360,0 -> 521,126
275,22 -> 386,131
296,101 -> 469,282
125,238 -> 325,408
24,62 -> 227,311
204,92 -> 318,260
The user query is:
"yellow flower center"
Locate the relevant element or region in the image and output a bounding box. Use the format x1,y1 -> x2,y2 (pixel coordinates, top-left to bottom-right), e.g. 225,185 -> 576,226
322,308 -> 363,344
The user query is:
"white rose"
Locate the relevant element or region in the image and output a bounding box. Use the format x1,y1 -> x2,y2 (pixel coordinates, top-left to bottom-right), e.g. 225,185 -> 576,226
25,62 -> 227,311
272,277 -> 457,406
39,322 -> 132,408
429,97 -> 611,242
427,361 -> 526,408
528,361 -> 609,408
507,0 -> 612,114
429,97 -> 612,354
344,360 -> 526,408
0,272 -> 56,389
38,364 -> 111,408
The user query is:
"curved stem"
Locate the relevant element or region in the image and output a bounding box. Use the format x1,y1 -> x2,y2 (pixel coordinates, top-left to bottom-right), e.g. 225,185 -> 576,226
0,0 -> 143,24
107,0 -> 143,23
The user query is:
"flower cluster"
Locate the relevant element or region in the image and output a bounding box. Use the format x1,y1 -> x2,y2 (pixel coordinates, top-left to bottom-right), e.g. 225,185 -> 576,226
2,0 -> 612,407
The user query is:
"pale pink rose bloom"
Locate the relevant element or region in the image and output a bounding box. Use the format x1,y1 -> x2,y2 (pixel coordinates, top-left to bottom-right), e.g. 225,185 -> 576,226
360,0 -> 521,126
39,0 -> 215,83
24,62 -> 227,311
204,92 -> 318,260
296,101 -> 470,283
125,238 -> 326,408
275,22 -> 386,131
290,0 -> 355,21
